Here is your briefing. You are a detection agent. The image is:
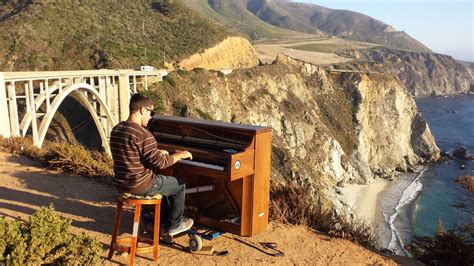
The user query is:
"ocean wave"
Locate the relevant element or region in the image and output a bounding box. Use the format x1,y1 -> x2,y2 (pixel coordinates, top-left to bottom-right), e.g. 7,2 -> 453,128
386,168 -> 426,255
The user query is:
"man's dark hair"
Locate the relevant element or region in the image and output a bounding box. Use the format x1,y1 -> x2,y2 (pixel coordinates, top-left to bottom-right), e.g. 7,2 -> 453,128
129,93 -> 154,113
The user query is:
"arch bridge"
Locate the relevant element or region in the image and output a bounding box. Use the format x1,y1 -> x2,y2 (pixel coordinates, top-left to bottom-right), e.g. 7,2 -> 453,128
0,69 -> 168,153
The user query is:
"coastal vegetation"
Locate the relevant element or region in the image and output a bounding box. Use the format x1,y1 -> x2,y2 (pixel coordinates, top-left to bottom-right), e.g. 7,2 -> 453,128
270,183 -> 376,247
0,205 -> 101,265
406,229 -> 474,265
0,137 -> 112,179
0,0 -> 230,70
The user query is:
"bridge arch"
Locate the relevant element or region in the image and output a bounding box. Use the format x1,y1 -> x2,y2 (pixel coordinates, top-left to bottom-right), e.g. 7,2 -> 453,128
19,83 -> 59,137
36,83 -> 116,153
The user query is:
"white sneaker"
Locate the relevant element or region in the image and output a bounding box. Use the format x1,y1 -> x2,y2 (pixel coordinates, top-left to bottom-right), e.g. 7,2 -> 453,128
167,217 -> 194,236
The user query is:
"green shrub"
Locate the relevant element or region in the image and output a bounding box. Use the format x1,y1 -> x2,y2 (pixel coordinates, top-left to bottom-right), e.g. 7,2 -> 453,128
192,67 -> 206,74
177,69 -> 188,76
163,75 -> 176,87
0,205 -> 102,265
406,230 -> 474,265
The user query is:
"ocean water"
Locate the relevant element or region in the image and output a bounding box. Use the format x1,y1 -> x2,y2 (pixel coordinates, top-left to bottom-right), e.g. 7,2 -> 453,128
414,96 -> 474,236
382,96 -> 474,255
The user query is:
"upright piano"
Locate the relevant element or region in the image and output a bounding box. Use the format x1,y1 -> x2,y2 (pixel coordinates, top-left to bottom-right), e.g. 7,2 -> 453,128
148,116 -> 272,237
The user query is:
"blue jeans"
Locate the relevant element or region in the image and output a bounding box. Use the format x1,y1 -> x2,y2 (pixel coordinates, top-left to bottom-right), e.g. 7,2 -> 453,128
141,174 -> 185,229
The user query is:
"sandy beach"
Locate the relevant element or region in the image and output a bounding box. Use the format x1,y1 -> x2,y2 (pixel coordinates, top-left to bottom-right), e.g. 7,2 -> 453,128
341,170 -> 424,253
341,178 -> 389,226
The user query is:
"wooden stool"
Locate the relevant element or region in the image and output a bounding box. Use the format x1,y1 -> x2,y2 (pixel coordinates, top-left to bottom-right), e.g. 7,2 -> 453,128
108,193 -> 162,265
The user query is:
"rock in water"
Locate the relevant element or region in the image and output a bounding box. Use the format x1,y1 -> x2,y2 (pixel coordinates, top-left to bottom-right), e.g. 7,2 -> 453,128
453,146 -> 473,160
456,175 -> 474,192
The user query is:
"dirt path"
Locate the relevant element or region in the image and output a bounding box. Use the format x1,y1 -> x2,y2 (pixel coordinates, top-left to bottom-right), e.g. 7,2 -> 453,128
0,152 -> 409,265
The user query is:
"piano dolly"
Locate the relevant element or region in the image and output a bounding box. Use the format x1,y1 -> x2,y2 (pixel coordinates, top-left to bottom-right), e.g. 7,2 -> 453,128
187,228 -> 225,252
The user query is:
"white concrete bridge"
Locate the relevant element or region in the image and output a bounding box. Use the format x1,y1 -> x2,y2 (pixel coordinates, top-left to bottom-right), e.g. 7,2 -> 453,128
0,69 -> 168,153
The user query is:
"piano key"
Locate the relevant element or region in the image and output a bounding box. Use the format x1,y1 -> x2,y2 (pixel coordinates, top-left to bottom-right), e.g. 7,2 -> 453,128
178,160 -> 225,171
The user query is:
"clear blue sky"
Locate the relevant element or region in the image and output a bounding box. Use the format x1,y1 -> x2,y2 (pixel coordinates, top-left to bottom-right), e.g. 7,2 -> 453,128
294,0 -> 473,62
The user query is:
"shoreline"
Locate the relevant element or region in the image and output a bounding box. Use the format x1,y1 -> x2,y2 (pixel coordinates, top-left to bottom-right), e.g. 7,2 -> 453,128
341,170 -> 422,251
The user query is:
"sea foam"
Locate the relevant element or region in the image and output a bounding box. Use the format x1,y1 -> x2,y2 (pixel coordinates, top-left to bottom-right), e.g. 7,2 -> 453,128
385,168 -> 425,255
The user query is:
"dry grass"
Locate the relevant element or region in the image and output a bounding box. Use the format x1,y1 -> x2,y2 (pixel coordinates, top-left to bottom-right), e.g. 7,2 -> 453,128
0,136 -> 44,159
0,136 -> 113,181
270,182 -> 377,247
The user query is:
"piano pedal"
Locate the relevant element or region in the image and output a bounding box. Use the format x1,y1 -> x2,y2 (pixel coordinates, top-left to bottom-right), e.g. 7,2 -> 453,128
185,184 -> 215,194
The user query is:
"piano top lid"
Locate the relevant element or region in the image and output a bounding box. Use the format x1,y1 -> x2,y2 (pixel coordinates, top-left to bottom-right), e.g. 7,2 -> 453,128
153,115 -> 272,134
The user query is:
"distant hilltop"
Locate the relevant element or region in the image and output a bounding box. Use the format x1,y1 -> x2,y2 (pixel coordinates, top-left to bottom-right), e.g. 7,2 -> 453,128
183,0 -> 431,53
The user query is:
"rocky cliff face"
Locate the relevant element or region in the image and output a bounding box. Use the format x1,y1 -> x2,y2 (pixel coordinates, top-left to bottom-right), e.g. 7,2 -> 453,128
335,47 -> 474,97
155,54 -> 440,213
177,37 -> 260,70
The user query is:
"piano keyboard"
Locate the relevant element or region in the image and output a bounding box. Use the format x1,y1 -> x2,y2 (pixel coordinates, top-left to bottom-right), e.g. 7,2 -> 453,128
178,160 -> 225,171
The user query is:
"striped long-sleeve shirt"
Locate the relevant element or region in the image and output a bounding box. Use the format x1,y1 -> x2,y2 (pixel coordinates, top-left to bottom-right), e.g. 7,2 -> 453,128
110,121 -> 171,194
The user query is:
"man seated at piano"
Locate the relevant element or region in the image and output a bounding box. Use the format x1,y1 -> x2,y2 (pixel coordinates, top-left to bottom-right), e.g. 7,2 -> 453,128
109,93 -> 194,235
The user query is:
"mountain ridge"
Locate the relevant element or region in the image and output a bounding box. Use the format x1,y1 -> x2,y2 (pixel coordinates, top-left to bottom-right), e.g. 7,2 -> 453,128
183,0 -> 432,52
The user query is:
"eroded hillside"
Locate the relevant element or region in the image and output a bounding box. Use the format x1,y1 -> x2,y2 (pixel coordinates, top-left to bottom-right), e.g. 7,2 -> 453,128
178,37 -> 260,70
152,54 -> 440,213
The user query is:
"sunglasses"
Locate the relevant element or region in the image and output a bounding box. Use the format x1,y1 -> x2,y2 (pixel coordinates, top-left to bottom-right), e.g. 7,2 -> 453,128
144,107 -> 156,117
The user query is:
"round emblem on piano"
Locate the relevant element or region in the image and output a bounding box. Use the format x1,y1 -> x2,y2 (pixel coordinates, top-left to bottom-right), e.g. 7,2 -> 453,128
234,160 -> 241,170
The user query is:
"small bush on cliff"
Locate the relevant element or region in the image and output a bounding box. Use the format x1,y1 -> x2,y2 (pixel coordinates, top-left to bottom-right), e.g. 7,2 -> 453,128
0,205 -> 102,265
270,182 -> 376,247
163,75 -> 177,87
405,230 -> 474,266
44,142 -> 113,179
0,136 -> 44,159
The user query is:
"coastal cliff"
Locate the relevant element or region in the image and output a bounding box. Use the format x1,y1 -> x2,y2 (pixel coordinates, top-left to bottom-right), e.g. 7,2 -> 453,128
335,47 -> 474,97
154,54 -> 440,213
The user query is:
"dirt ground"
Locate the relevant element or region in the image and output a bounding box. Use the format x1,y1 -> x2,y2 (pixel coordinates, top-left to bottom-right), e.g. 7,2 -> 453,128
0,152 -> 415,265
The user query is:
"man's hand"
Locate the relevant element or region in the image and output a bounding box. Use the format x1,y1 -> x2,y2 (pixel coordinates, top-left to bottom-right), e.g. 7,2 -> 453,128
169,150 -> 193,166
177,150 -> 193,160
159,149 -> 169,155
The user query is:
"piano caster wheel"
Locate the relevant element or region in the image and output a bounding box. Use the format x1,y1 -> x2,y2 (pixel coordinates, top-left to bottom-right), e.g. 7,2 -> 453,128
162,234 -> 173,243
189,235 -> 203,252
